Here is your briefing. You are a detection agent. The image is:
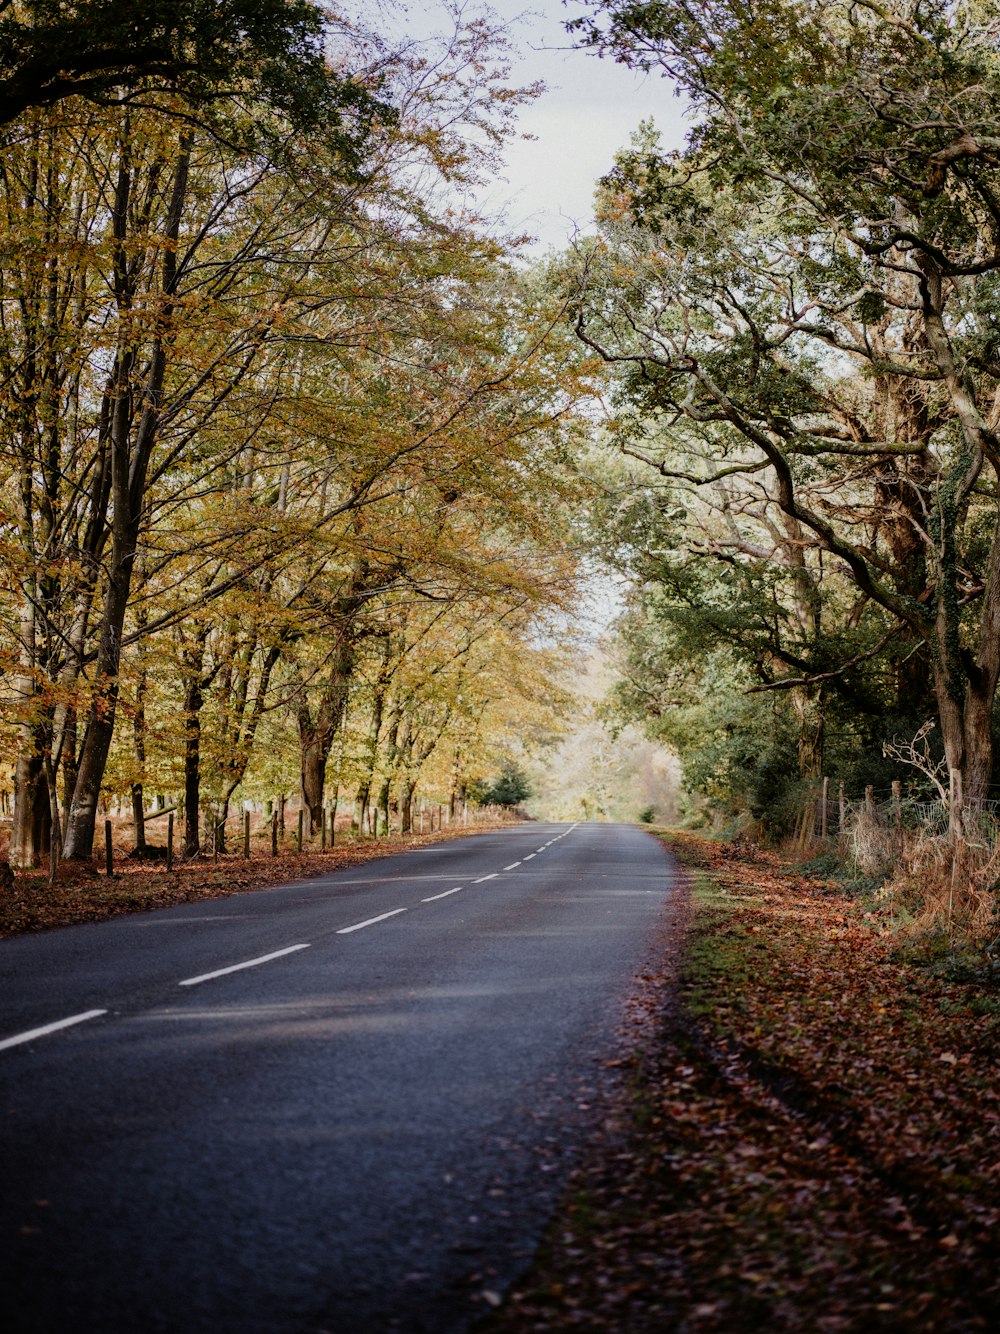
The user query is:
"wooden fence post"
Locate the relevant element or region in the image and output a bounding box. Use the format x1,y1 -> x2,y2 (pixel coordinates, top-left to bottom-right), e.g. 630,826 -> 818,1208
243,809 -> 250,859
105,820 -> 114,877
797,800 -> 812,853
865,785 -> 875,818
838,781 -> 846,834
167,813 -> 174,871
948,768 -> 965,929
321,807 -> 327,850
329,807 -> 336,847
821,776 -> 830,839
297,808 -> 304,852
271,811 -> 278,857
891,780 -> 903,856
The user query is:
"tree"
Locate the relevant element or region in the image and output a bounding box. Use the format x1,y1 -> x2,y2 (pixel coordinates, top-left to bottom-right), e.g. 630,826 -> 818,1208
572,0 -> 1000,818
0,0 -> 384,151
481,759 -> 532,807
0,5 -> 595,873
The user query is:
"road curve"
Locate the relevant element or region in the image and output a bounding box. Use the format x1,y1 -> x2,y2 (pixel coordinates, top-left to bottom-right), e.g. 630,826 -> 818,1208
0,821 -> 675,1333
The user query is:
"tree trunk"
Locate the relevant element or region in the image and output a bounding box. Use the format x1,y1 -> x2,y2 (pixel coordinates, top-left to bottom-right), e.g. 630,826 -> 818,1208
297,635 -> 354,836
8,582 -> 50,869
448,749 -> 461,821
791,684 -> 825,780
212,798 -> 231,854
300,735 -> 330,836
131,666 -> 147,852
401,778 -> 415,834
61,132 -> 192,860
375,711 -> 401,839
375,777 -> 391,836
60,705 -> 78,832
353,779 -> 370,837
61,566 -> 130,860
42,753 -> 62,884
351,638 -> 391,837
935,670 -> 996,807
9,745 -> 50,870
182,654 -> 206,860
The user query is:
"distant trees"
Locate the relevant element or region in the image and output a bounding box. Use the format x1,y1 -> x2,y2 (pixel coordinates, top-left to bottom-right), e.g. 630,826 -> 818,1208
573,0 -> 1000,820
477,760 -> 533,808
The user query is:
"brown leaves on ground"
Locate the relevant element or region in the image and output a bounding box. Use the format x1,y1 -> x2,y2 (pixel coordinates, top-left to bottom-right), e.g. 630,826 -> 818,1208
487,831 -> 1000,1333
0,819 -> 519,938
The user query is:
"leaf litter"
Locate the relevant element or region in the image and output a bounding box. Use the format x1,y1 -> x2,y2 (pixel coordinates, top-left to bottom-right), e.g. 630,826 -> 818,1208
0,819 -> 519,938
484,831 -> 1000,1332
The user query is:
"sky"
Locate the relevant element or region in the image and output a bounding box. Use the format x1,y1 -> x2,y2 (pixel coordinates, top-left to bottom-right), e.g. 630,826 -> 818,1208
394,1 -> 689,252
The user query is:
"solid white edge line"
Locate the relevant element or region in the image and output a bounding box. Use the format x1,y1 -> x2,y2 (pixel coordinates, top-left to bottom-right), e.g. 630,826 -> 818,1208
179,943 -> 310,987
503,862 -> 521,870
421,887 -> 463,902
472,873 -> 498,884
0,1009 -> 107,1053
336,908 -> 408,935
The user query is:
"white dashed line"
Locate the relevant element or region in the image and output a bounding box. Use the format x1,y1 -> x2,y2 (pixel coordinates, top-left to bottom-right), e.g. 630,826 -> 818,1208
421,887 -> 463,902
503,862 -> 521,870
524,853 -> 536,860
336,908 -> 408,935
473,873 -> 498,884
179,944 -> 311,987
0,1009 -> 107,1054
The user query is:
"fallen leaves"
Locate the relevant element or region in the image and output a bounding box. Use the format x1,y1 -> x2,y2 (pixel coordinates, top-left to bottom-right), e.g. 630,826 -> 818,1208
0,818 -> 520,938
485,831 -> 1000,1333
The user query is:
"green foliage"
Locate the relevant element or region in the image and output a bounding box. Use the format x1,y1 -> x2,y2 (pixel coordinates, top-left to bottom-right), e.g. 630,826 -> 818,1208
478,760 -> 533,807
0,0 -> 390,161
573,0 -> 1000,822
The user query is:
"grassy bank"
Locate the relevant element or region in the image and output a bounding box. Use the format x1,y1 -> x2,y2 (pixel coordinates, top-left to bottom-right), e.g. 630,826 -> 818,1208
487,830 -> 1000,1332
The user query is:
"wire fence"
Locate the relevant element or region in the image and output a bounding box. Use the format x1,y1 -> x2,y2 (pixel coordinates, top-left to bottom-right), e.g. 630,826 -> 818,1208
796,780 -> 1000,845
796,778 -> 1000,936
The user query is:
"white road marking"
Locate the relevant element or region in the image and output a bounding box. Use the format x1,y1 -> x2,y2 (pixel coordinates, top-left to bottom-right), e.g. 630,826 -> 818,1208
524,853 -> 536,860
421,887 -> 463,902
503,862 -> 521,870
0,1009 -> 107,1053
473,873 -> 498,884
179,944 -> 310,987
336,908 -> 408,935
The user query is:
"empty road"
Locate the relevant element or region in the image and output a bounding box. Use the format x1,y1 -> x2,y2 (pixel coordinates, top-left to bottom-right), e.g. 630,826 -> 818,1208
0,821 -> 674,1333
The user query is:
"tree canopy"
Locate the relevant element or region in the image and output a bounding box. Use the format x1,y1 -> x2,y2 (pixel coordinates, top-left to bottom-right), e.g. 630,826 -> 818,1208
0,0 -> 386,148
570,0 -> 1000,820
0,7 -> 598,872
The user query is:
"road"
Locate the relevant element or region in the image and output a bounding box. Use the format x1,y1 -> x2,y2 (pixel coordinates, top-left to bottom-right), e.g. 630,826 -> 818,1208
0,821 -> 674,1333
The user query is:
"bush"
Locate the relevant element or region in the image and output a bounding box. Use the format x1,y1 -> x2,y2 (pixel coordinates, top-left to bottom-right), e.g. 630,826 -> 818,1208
480,760 -> 532,808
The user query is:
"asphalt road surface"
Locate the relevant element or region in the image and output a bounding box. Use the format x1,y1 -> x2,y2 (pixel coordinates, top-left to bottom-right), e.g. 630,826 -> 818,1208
0,821 -> 675,1333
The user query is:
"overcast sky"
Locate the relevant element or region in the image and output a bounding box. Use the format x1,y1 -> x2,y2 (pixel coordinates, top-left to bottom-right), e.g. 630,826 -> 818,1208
395,1 -> 689,252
